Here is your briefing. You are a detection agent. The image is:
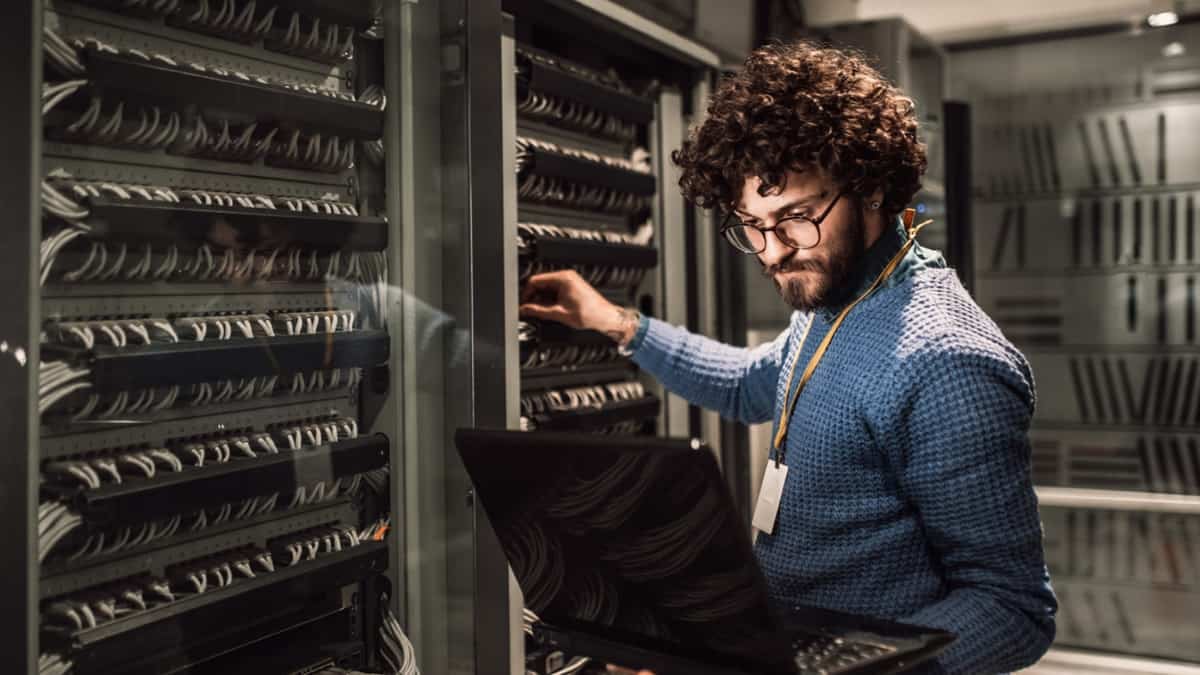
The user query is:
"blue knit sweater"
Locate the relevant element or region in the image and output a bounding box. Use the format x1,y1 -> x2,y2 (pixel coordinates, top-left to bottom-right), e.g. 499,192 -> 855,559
627,220 -> 1057,674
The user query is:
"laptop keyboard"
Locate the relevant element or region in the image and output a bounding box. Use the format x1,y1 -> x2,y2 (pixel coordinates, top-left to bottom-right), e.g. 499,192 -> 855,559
792,634 -> 898,674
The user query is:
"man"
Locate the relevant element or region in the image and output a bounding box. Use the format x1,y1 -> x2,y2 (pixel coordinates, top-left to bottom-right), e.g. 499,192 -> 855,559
520,41 -> 1056,674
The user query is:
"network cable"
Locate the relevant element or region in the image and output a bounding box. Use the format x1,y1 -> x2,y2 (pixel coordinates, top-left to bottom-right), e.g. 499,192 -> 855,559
38,653 -> 72,675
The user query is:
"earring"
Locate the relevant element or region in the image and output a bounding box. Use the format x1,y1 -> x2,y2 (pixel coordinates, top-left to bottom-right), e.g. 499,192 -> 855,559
870,201 -> 882,210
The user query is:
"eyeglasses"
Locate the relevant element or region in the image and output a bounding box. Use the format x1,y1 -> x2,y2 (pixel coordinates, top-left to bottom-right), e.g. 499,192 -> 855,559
719,191 -> 844,254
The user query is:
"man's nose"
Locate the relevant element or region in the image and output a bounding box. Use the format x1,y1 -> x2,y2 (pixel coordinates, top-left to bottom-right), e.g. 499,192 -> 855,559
757,228 -> 794,269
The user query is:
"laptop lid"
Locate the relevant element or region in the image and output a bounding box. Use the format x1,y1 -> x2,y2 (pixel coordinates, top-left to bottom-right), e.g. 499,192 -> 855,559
454,428 -> 799,674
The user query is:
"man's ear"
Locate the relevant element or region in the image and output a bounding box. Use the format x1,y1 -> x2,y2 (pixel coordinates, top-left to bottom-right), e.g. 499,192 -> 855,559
866,186 -> 885,210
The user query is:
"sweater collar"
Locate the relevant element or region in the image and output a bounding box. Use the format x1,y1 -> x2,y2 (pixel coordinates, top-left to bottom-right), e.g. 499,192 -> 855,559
814,217 -> 910,322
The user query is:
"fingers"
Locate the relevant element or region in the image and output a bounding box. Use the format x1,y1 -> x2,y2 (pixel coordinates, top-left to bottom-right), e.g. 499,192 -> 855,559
518,303 -> 576,326
524,270 -> 576,288
523,269 -> 586,292
521,270 -> 586,305
521,271 -> 564,303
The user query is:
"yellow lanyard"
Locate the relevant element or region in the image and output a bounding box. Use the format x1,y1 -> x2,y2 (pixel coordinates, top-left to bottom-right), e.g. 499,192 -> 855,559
772,210 -> 931,464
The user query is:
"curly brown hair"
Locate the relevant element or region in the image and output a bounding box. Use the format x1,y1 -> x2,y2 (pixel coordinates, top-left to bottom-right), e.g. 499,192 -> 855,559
672,40 -> 926,219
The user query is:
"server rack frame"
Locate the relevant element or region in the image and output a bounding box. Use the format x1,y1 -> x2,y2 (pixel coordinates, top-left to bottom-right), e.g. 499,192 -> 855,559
13,2 -> 428,671
0,3 -> 42,673
954,24 -> 1200,667
436,1 -> 524,673
489,2 -> 722,672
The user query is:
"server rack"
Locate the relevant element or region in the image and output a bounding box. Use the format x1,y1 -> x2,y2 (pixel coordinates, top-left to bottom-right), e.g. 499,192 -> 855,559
5,1 -> 456,673
956,22 -> 1200,669
502,0 -> 720,442
3,2 -> 723,673
478,1 -> 721,672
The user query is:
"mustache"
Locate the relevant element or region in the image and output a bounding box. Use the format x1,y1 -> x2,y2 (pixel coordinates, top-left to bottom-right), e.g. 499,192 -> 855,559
761,256 -> 824,278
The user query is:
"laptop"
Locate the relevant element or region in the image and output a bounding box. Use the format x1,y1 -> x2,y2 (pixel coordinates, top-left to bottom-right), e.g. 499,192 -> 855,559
454,429 -> 955,675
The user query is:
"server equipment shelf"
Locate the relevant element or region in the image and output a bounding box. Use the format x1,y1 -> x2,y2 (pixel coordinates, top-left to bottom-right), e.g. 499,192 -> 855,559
45,434 -> 387,526
78,197 -> 389,251
516,48 -> 655,126
524,395 -> 661,432
43,542 -> 387,658
43,330 -> 389,390
519,142 -> 657,196
522,234 -> 657,269
81,47 -> 385,140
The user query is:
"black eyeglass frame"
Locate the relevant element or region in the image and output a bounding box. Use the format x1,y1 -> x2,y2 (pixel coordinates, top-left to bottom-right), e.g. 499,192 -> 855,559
718,190 -> 845,254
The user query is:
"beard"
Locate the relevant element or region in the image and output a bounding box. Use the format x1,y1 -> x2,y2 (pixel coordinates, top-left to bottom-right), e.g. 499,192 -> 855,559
761,209 -> 867,312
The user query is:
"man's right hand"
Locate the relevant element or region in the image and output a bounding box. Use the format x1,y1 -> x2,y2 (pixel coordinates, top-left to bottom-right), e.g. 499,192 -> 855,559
519,270 -> 640,347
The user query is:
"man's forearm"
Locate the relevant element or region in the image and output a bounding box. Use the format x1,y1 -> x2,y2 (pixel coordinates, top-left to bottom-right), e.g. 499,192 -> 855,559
627,317 -> 784,425
902,586 -> 1055,674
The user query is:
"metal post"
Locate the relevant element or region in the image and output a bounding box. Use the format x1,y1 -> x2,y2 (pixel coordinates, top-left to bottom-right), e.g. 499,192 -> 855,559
655,88 -> 690,438
943,101 -> 974,293
715,249 -> 751,520
394,0 -> 455,671
690,75 -> 725,453
438,0 -> 517,672
500,21 -> 525,675
0,4 -> 40,672
0,3 -> 39,667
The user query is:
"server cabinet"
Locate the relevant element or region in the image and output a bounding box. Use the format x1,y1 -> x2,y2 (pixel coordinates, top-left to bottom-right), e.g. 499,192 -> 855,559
476,1 -> 721,671
954,18 -> 1200,669
8,1 -> 464,673
501,0 -> 720,443
6,2 -> 722,673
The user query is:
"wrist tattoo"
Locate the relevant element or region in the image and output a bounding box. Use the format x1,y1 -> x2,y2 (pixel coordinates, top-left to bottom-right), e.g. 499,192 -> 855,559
605,307 -> 640,346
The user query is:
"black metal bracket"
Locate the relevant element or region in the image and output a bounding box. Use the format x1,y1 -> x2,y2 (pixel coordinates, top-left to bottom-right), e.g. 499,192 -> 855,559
83,48 -> 384,139
48,434 -> 387,527
44,542 -> 387,654
525,236 -> 657,268
43,330 -> 389,391
517,53 -> 654,124
81,197 -> 387,251
530,396 -> 660,432
76,0 -> 378,29
40,501 -> 359,598
523,320 -> 613,347
520,363 -> 637,392
525,146 -> 656,196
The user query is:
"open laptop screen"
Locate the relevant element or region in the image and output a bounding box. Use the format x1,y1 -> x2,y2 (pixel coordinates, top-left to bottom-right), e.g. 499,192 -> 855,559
455,429 -> 798,673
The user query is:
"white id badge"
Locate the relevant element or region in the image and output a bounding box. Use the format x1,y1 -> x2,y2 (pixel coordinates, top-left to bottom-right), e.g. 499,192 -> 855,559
751,461 -> 788,535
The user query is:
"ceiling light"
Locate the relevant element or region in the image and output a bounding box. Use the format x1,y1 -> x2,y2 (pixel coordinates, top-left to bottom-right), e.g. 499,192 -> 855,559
1163,41 -> 1187,57
1148,0 -> 1181,27
1149,10 -> 1180,27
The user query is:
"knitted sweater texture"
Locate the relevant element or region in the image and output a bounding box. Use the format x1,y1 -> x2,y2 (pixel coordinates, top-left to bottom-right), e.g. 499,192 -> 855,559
627,220 -> 1057,674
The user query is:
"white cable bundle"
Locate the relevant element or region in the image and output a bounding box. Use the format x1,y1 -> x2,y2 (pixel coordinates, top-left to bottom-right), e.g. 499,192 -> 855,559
519,609 -> 592,675
43,27 -> 85,76
173,0 -> 277,42
38,360 -> 92,415
549,657 -> 589,675
42,79 -> 88,116
45,30 -> 359,102
516,136 -> 651,175
38,653 -> 72,675
380,605 -> 419,675
37,501 -> 82,563
274,10 -> 356,62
